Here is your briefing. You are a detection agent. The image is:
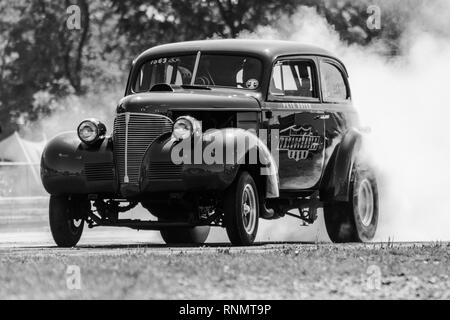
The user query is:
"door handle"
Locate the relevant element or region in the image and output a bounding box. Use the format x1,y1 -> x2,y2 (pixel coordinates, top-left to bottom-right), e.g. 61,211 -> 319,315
314,114 -> 330,120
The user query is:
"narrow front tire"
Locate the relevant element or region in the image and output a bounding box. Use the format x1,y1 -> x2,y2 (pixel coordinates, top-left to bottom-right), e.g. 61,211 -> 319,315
224,171 -> 259,246
160,226 -> 210,245
49,196 -> 87,247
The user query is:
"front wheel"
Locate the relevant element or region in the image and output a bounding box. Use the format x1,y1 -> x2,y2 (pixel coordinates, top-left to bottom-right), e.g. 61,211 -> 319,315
223,171 -> 260,246
160,226 -> 210,245
148,205 -> 210,245
49,196 -> 88,247
324,162 -> 379,243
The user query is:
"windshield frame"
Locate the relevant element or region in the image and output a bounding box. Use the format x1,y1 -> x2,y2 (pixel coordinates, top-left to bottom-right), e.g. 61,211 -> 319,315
129,51 -> 264,94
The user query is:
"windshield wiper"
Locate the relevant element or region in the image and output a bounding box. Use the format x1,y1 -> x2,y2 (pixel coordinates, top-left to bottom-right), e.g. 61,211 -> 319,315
181,85 -> 212,90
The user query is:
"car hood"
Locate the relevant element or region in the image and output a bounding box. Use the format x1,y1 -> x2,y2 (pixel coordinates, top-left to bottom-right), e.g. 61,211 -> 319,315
117,89 -> 262,114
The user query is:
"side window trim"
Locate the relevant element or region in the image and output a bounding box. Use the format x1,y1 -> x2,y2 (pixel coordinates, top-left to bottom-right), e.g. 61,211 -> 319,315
319,58 -> 351,103
266,57 -> 321,103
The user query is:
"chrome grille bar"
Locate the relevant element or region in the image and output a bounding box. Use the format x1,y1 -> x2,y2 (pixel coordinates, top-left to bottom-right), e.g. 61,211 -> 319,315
124,112 -> 130,183
114,112 -> 173,186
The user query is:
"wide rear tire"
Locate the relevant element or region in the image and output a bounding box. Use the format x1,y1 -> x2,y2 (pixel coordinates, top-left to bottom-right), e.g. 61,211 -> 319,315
324,162 -> 379,243
223,171 -> 260,246
49,196 -> 87,247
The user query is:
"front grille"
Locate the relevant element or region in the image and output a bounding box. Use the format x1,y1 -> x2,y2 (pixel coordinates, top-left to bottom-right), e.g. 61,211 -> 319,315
85,162 -> 114,181
114,113 -> 173,185
147,162 -> 182,180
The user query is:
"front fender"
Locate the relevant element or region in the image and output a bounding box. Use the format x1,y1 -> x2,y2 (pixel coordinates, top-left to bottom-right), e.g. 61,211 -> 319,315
40,131 -> 116,195
140,132 -> 235,193
225,128 -> 279,199
140,128 -> 279,198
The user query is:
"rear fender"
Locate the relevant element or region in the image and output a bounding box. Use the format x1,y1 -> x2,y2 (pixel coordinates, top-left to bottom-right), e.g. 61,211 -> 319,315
320,128 -> 362,202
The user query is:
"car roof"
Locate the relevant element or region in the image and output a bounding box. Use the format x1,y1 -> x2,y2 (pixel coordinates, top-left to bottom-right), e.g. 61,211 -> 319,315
135,39 -> 341,65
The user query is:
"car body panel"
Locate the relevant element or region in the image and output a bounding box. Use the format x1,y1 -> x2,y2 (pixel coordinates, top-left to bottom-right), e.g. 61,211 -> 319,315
117,90 -> 262,114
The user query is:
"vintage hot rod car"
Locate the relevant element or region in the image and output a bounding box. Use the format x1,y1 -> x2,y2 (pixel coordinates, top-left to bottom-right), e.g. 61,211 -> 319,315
41,40 -> 378,247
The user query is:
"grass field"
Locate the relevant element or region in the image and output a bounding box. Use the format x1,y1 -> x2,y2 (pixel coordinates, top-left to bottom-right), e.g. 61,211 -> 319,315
1,242 -> 449,299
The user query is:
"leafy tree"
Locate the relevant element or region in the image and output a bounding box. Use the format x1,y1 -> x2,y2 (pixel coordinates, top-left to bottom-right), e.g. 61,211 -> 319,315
0,0 -> 122,138
111,0 -> 300,56
0,0 -> 90,137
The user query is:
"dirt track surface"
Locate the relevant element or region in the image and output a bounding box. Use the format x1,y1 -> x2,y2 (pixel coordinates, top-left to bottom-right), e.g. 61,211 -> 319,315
1,239 -> 450,299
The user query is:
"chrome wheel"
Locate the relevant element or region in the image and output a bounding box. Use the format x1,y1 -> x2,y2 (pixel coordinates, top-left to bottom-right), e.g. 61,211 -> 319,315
357,178 -> 374,227
69,219 -> 83,234
242,184 -> 257,234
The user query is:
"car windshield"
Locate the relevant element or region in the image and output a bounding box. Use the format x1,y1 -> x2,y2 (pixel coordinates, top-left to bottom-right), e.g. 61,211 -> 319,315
133,53 -> 262,92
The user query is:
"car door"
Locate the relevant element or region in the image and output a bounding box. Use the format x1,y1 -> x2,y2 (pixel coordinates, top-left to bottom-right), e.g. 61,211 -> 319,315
262,57 -> 327,191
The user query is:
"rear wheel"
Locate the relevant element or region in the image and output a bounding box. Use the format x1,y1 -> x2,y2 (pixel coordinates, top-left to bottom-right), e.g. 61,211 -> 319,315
324,162 -> 378,243
223,171 -> 259,246
49,195 -> 88,247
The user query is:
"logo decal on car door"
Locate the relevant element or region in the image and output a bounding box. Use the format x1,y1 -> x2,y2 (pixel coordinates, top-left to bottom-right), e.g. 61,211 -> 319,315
278,126 -> 321,161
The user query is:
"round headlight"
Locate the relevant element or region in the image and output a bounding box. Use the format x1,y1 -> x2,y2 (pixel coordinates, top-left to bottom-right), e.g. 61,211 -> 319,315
172,117 -> 194,140
77,119 -> 106,145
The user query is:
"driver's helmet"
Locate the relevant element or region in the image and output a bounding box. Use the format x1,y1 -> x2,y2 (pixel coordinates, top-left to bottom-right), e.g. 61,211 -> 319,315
242,58 -> 261,89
